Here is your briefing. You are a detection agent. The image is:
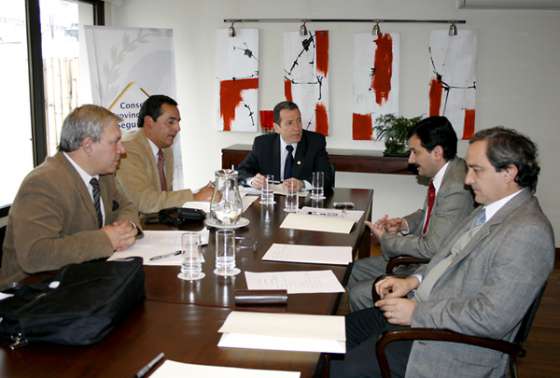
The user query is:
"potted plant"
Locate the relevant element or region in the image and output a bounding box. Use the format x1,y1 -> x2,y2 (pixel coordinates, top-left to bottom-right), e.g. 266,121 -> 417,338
374,114 -> 422,157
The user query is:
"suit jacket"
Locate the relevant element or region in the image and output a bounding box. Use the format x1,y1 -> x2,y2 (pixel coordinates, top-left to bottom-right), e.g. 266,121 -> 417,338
237,130 -> 334,190
117,130 -> 193,213
380,158 -> 474,259
0,153 -> 140,288
406,189 -> 555,378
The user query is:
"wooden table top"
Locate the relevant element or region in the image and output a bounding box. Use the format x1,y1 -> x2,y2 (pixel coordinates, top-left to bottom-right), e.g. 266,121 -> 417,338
0,188 -> 373,378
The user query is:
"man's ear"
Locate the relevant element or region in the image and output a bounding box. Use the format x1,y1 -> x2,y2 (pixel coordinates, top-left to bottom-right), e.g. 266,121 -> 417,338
432,145 -> 444,160
273,123 -> 281,134
503,164 -> 519,184
143,115 -> 154,129
81,137 -> 94,154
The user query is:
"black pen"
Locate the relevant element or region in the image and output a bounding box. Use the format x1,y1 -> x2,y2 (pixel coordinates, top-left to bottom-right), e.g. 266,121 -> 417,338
135,352 -> 165,378
150,250 -> 182,261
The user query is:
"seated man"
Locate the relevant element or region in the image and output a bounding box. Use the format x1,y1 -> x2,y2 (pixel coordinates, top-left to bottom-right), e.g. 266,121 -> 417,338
347,116 -> 473,311
237,101 -> 334,192
1,105 -> 141,289
117,95 -> 213,213
331,127 -> 555,377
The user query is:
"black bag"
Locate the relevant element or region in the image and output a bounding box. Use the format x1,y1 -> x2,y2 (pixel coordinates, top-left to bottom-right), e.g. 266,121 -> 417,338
0,257 -> 145,349
144,207 -> 206,226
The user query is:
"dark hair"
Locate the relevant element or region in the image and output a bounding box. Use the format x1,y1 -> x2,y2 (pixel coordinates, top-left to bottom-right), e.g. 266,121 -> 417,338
273,101 -> 299,125
407,116 -> 458,161
137,95 -> 178,128
470,127 -> 540,192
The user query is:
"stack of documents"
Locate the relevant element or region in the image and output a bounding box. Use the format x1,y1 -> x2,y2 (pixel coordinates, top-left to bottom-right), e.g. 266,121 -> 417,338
218,311 -> 345,353
280,213 -> 355,234
262,243 -> 352,265
150,360 -> 300,378
184,196 -> 257,213
107,230 -> 209,265
244,270 -> 345,294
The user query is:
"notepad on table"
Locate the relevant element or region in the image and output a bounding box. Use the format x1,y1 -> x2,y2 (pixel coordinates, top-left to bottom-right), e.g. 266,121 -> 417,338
280,213 -> 354,234
244,270 -> 345,294
218,311 -> 345,353
262,243 -> 352,265
107,230 -> 208,266
150,360 -> 300,378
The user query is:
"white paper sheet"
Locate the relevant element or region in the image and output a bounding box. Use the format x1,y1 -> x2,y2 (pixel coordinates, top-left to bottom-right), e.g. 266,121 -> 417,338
299,207 -> 365,223
280,213 -> 354,234
262,243 -> 352,265
218,311 -> 345,353
107,230 -> 209,266
150,360 -> 300,378
271,184 -> 308,197
244,270 -> 344,294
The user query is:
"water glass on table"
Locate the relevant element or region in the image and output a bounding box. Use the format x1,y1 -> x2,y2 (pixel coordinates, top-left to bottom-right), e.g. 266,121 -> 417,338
178,232 -> 205,281
260,174 -> 275,205
214,230 -> 241,276
311,171 -> 325,200
284,179 -> 299,212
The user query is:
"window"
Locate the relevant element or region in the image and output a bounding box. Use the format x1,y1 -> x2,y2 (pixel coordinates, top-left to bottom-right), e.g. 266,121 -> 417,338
0,0 -> 103,211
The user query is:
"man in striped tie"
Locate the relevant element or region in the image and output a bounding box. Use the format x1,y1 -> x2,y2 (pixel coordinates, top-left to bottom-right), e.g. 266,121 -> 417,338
1,105 -> 141,289
347,116 -> 474,311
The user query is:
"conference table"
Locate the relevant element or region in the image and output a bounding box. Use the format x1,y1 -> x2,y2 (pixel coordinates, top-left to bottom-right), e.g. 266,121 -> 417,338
0,188 -> 373,378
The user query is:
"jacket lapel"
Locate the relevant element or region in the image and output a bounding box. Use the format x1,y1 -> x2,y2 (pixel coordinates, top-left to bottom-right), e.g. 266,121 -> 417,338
272,135 -> 281,181
57,153 -> 99,227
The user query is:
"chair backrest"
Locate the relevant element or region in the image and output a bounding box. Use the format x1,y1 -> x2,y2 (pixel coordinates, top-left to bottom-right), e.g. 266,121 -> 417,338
514,283 -> 547,344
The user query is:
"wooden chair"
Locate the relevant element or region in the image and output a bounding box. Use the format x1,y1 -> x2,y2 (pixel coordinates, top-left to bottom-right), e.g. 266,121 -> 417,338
372,255 -> 547,378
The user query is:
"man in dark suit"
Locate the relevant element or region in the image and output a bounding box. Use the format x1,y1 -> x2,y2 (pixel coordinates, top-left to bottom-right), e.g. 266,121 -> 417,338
1,105 -> 140,289
331,127 -> 554,377
237,101 -> 334,192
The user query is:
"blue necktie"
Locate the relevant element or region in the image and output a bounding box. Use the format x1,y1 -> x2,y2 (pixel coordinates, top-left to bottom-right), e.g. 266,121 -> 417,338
284,145 -> 294,180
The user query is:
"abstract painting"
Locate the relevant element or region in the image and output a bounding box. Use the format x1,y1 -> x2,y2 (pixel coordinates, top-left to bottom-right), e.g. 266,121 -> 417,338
283,29 -> 329,135
352,32 -> 400,140
216,28 -> 259,132
428,29 -> 477,139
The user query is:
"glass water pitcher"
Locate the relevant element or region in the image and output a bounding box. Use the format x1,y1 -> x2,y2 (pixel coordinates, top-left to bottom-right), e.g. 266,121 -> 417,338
210,169 -> 243,225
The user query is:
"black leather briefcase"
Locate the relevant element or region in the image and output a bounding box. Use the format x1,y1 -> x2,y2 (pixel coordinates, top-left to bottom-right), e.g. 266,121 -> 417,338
0,257 -> 145,349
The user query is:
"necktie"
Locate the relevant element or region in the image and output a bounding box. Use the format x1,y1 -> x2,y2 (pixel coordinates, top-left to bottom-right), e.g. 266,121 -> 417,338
284,145 -> 294,180
90,178 -> 103,228
422,181 -> 436,235
157,149 -> 167,191
415,208 -> 486,301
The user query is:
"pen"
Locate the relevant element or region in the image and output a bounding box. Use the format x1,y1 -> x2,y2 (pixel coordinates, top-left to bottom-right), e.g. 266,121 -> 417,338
135,352 -> 165,378
150,250 -> 182,261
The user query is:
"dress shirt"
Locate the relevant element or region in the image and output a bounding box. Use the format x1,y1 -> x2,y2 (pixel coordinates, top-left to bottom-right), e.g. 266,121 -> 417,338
63,152 -> 105,224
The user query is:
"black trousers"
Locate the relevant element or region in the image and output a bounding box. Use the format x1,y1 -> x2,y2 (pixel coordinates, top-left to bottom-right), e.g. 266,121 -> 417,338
330,307 -> 413,377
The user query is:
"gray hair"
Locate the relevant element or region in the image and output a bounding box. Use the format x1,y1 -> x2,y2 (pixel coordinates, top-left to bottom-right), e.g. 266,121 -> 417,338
58,105 -> 122,152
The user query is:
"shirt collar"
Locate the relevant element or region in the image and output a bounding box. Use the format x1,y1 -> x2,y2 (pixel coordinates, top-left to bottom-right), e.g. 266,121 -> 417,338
146,135 -> 160,160
482,189 -> 523,223
431,161 -> 449,194
279,136 -> 298,153
62,152 -> 98,184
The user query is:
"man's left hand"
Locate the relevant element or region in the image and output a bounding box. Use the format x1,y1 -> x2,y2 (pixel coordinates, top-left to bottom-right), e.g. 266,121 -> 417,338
282,178 -> 303,192
375,298 -> 416,325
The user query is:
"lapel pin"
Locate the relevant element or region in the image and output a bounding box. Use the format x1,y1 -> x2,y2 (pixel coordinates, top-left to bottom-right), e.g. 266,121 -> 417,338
297,161 -> 302,165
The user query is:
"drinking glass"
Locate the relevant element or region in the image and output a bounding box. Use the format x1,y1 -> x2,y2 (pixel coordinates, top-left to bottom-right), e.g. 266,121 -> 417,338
214,230 -> 240,276
284,179 -> 299,212
178,232 -> 205,281
311,171 -> 325,200
260,174 -> 275,205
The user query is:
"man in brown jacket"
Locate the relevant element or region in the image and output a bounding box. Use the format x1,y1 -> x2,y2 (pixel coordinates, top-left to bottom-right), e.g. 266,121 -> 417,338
116,95 -> 213,213
1,105 -> 140,289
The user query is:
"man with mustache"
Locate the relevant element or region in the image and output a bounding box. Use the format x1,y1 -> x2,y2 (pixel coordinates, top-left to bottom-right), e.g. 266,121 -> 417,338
1,105 -> 140,289
237,101 -> 334,193
347,116 -> 474,311
117,95 -> 213,213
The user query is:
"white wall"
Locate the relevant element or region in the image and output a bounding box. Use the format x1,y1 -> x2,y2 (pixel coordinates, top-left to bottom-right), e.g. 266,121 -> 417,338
108,0 -> 560,244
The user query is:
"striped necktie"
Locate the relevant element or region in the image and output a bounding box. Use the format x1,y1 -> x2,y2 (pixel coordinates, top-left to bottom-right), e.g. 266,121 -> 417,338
89,177 -> 103,228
